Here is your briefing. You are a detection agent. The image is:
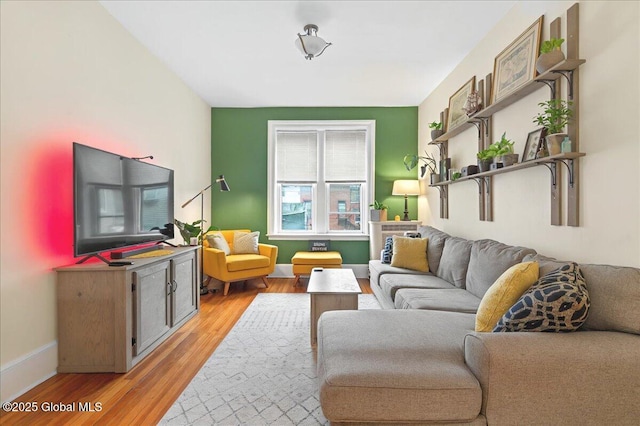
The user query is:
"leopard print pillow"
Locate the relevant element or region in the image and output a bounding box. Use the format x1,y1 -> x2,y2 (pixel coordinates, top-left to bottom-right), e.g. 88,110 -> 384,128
493,263 -> 590,332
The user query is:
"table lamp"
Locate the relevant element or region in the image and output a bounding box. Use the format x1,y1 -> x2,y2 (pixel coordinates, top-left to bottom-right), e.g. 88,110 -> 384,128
392,180 -> 420,221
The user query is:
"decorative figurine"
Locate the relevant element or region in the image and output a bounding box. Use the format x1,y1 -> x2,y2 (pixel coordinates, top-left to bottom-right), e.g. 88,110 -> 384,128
462,91 -> 482,116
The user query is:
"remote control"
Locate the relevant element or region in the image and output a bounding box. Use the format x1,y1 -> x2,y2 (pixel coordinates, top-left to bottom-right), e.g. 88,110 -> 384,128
109,261 -> 133,266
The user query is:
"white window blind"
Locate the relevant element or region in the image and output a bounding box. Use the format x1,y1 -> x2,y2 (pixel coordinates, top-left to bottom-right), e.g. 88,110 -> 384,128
276,132 -> 317,182
325,130 -> 366,181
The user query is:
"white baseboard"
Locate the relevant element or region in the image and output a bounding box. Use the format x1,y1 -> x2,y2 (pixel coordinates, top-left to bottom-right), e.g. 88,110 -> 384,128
271,263 -> 369,279
1,341 -> 57,403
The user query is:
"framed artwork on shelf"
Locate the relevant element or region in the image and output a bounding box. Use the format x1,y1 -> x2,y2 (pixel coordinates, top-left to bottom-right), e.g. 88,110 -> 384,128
523,128 -> 546,161
491,16 -> 543,104
446,77 -> 475,132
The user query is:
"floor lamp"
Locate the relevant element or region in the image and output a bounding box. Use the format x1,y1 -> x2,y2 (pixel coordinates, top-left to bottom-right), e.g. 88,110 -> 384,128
181,175 -> 230,295
392,179 -> 420,221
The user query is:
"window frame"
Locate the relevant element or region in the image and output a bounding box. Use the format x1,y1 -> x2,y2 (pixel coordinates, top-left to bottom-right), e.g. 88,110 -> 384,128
267,120 -> 375,241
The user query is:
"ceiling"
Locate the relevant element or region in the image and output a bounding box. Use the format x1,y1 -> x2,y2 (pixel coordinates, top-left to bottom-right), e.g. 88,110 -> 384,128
100,1 -> 516,108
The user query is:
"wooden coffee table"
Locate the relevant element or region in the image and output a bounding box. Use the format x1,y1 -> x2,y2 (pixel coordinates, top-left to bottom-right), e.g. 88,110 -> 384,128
307,268 -> 361,347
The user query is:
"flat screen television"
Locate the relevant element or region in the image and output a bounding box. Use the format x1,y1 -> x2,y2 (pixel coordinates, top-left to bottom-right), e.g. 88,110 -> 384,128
73,142 -> 174,262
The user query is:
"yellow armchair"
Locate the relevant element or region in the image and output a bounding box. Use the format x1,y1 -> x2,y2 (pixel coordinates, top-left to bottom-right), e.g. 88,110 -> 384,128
203,229 -> 278,296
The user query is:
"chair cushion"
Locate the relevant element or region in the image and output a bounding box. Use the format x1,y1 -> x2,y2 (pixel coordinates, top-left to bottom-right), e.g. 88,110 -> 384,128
205,232 -> 231,255
232,231 -> 260,254
226,254 -> 271,272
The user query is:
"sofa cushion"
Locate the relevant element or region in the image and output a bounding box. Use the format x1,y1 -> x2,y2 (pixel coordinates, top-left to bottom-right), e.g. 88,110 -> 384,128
395,288 -> 481,313
465,239 -> 537,299
580,263 -> 640,335
475,261 -> 539,332
523,253 -> 571,277
523,256 -> 640,335
418,226 -> 450,274
381,236 -> 393,264
390,236 -> 429,272
436,237 -> 473,288
317,310 -> 481,423
380,274 -> 455,302
494,263 -> 590,332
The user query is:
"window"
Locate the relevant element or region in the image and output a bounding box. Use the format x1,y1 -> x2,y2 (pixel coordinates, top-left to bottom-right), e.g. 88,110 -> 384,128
268,120 -> 375,240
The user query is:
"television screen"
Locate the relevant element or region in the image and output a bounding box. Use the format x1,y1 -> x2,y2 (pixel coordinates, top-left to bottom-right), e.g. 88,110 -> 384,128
73,142 -> 174,259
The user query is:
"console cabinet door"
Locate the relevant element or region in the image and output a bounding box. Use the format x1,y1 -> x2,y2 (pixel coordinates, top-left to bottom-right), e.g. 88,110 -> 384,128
132,261 -> 171,356
171,251 -> 197,326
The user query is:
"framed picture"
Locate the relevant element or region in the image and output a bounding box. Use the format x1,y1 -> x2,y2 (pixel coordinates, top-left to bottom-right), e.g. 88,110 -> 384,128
447,77 -> 476,132
491,16 -> 543,104
523,128 -> 546,161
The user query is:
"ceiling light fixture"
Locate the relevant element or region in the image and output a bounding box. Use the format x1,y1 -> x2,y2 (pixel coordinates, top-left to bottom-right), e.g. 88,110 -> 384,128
295,24 -> 332,60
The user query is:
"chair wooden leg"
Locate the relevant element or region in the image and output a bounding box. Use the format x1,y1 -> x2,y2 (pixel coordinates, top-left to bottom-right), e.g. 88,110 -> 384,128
261,276 -> 269,289
223,282 -> 231,296
293,274 -> 300,287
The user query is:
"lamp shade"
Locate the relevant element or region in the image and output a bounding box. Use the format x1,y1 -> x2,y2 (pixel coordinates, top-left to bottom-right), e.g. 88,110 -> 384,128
392,180 -> 420,196
295,24 -> 332,60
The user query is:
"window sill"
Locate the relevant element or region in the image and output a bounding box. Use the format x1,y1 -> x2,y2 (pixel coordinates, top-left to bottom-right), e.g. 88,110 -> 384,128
267,233 -> 370,241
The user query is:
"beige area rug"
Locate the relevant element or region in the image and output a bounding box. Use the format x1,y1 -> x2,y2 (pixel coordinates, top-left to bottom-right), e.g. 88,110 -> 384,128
160,293 -> 381,425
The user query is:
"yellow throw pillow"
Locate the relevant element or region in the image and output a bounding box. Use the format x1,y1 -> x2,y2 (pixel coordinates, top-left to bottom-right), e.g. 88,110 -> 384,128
390,236 -> 429,272
475,261 -> 539,332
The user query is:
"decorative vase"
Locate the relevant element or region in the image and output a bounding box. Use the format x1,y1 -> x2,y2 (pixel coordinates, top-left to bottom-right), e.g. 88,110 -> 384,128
536,50 -> 565,73
546,133 -> 566,155
430,173 -> 440,185
379,209 -> 388,222
431,129 -> 445,140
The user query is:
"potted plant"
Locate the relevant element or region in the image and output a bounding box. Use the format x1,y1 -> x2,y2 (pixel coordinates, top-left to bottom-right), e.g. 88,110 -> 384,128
532,99 -> 573,155
490,132 -> 518,166
369,200 -> 388,222
476,148 -> 494,173
536,37 -> 565,73
428,121 -> 444,140
403,151 -> 439,184
174,219 -> 217,245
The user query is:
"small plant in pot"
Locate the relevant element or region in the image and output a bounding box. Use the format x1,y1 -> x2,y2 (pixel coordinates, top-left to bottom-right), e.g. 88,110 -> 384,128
476,149 -> 494,173
536,38 -> 565,73
174,219 -> 217,245
428,121 -> 444,140
490,132 -> 518,166
369,200 -> 388,222
533,99 -> 573,155
403,151 -> 439,184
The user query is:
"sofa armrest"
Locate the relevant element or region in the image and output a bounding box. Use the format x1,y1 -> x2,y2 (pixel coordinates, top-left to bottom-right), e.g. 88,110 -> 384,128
464,331 -> 640,425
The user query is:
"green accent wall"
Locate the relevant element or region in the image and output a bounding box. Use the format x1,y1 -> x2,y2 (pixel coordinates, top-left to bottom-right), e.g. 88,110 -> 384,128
211,107 -> 418,264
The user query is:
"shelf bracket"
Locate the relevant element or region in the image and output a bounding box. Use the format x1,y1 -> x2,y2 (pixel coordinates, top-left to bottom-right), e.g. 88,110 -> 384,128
538,79 -> 557,99
552,70 -> 576,100
557,159 -> 577,187
540,162 -> 558,187
471,177 -> 484,194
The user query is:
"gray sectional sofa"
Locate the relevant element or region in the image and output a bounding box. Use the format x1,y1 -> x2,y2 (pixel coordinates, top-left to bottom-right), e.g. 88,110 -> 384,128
317,226 -> 640,425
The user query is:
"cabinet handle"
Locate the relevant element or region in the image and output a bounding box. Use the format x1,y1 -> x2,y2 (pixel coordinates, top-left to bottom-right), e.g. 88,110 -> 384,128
167,281 -> 172,296
172,280 -> 178,292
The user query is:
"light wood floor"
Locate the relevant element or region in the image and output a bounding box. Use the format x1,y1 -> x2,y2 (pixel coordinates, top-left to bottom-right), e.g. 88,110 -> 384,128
0,277 -> 372,426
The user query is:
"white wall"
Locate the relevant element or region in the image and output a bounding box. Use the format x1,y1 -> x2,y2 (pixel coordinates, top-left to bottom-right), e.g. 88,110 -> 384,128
0,1 -> 211,401
418,1 -> 640,267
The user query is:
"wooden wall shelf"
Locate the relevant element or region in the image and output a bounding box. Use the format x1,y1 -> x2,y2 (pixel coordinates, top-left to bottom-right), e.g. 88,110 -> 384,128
427,3 -> 584,226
